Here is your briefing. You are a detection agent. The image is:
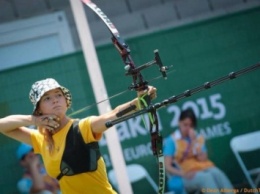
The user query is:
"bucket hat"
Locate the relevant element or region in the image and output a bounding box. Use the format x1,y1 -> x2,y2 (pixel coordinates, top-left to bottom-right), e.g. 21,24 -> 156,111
29,78 -> 72,115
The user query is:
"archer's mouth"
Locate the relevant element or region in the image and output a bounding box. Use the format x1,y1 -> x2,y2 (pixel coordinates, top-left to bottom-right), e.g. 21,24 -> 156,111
53,106 -> 62,110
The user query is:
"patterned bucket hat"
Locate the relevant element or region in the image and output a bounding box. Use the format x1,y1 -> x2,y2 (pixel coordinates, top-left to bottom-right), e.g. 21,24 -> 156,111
29,78 -> 72,115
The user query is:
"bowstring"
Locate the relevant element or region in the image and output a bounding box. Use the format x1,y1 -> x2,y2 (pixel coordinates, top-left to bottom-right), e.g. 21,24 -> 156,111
68,89 -> 128,117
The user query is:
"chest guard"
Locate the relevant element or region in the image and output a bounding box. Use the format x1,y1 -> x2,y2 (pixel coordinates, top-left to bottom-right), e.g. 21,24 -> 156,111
57,120 -> 101,180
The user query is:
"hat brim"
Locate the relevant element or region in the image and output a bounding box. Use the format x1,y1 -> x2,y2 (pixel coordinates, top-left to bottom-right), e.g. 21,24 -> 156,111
32,86 -> 72,115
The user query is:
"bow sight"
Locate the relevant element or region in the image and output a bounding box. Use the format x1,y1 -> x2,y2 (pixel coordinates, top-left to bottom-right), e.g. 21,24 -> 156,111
111,32 -> 169,91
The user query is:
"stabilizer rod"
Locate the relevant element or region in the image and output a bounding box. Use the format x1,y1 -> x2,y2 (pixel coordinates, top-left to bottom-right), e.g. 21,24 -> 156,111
106,62 -> 260,128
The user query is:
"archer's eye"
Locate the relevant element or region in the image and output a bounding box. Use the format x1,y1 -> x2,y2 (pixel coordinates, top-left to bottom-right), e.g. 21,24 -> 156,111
56,93 -> 63,98
43,96 -> 51,102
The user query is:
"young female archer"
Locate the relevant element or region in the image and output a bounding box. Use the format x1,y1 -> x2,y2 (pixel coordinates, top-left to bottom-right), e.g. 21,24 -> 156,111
0,78 -> 157,194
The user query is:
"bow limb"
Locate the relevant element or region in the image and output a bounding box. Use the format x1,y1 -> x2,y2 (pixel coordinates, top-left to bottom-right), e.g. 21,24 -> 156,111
139,94 -> 165,194
81,0 -> 146,90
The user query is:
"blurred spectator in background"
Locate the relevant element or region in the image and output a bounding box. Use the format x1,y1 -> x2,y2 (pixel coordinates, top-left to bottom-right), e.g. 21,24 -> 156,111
16,143 -> 60,194
164,109 -> 234,194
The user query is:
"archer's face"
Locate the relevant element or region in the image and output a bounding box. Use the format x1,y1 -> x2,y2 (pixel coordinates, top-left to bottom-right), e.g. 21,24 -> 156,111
38,88 -> 68,117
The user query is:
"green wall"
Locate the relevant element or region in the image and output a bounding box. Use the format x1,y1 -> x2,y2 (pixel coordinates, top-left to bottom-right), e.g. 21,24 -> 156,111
0,7 -> 260,193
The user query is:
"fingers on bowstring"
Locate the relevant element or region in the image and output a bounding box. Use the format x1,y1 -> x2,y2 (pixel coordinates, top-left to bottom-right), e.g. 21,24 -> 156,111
47,115 -> 60,122
45,125 -> 55,133
40,115 -> 60,129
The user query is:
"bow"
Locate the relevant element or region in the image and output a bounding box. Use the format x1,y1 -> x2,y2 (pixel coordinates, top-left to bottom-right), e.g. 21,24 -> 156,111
81,0 -> 168,193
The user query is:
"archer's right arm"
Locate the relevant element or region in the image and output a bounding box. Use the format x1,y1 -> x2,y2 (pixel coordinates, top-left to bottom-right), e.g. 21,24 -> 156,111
0,114 -> 58,144
0,115 -> 34,144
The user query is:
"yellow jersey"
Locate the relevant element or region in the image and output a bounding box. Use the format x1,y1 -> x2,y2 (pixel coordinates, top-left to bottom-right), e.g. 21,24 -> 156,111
31,117 -> 117,194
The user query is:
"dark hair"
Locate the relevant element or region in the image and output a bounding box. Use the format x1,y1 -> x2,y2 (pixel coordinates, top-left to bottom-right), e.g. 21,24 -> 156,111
179,108 -> 197,128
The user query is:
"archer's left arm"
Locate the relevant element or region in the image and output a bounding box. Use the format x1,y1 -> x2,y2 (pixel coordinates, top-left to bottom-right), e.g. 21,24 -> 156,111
90,86 -> 157,134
